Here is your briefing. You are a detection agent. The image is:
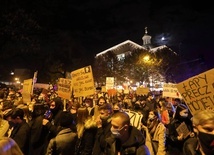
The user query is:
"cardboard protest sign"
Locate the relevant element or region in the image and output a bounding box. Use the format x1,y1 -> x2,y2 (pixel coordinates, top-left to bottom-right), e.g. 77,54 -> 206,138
176,122 -> 190,139
71,65 -> 95,97
163,83 -> 182,98
176,68 -> 214,115
57,78 -> 72,99
107,88 -> 117,97
136,87 -> 149,95
34,83 -> 49,89
22,79 -> 33,103
106,77 -> 114,90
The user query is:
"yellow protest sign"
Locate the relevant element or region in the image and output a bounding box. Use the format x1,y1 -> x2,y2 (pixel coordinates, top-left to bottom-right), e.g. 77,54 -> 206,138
57,78 -> 72,99
176,68 -> 214,115
71,65 -> 95,97
22,79 -> 33,103
136,87 -> 149,95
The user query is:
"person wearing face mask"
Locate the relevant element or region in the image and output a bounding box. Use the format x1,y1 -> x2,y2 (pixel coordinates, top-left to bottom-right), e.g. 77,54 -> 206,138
142,110 -> 167,155
113,102 -> 123,114
167,104 -> 197,155
192,109 -> 214,155
92,103 -> 113,155
105,111 -> 150,155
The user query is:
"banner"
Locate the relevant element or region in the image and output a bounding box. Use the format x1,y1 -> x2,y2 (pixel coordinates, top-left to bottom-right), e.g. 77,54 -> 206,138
176,68 -> 214,114
57,78 -> 72,99
71,65 -> 95,97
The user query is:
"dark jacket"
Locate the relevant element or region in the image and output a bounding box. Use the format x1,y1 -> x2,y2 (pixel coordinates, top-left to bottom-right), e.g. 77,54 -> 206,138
105,126 -> 150,155
76,118 -> 97,155
10,119 -> 30,155
92,119 -> 112,155
29,115 -> 50,155
46,128 -> 77,155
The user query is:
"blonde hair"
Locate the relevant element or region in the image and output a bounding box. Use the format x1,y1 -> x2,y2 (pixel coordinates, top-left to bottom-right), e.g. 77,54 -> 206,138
192,109 -> 214,126
76,107 -> 90,138
0,137 -> 24,155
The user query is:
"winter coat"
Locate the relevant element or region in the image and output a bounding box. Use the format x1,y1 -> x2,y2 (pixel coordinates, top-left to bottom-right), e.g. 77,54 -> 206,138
10,119 -> 30,155
46,128 -> 77,155
105,126 -> 150,155
143,122 -> 166,155
29,115 -> 50,155
75,118 -> 97,155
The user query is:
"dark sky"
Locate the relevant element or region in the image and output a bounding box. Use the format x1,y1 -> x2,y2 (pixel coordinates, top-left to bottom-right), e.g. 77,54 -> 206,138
1,0 -> 214,70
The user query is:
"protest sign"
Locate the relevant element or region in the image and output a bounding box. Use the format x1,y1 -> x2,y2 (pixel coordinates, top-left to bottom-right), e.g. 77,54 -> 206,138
176,122 -> 190,139
176,68 -> 214,115
71,65 -> 95,97
107,88 -> 117,97
57,78 -> 72,99
163,83 -> 182,98
136,87 -> 149,95
106,77 -> 114,90
22,79 -> 33,103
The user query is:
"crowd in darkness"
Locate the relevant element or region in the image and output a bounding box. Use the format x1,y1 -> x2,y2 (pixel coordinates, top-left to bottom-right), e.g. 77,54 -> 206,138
0,86 -> 213,155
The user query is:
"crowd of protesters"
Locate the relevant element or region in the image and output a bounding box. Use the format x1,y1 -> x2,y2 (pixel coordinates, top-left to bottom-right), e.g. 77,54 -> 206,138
0,85 -> 213,155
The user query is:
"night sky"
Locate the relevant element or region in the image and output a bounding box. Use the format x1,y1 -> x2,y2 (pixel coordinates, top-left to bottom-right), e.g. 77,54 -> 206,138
0,0 -> 213,75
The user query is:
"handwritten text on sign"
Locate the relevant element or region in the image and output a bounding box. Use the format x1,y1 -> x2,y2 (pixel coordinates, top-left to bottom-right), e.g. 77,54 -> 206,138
176,69 -> 214,114
58,78 -> 72,99
163,83 -> 182,98
71,66 -> 95,97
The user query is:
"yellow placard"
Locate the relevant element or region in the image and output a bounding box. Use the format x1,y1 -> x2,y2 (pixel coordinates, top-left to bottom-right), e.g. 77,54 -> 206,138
136,87 -> 149,95
22,79 -> 33,103
176,68 -> 214,115
57,78 -> 72,99
71,65 -> 95,97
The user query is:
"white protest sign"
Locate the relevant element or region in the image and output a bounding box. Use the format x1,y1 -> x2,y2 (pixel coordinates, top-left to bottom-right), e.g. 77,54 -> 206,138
163,83 -> 182,98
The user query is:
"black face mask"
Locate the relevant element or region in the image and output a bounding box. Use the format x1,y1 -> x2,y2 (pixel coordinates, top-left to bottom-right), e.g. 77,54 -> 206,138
8,121 -> 16,128
113,110 -> 119,113
198,131 -> 214,155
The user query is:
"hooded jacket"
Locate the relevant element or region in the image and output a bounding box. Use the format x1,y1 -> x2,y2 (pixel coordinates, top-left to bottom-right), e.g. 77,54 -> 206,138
105,126 -> 150,155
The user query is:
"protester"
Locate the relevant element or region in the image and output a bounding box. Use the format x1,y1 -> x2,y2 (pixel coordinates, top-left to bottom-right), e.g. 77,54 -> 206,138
42,97 -> 64,140
112,102 -> 123,113
0,137 -> 24,155
92,103 -> 113,155
105,111 -> 150,155
192,109 -> 214,155
142,109 -> 167,155
146,92 -> 157,111
9,108 -> 30,155
97,96 -> 107,107
28,103 -> 49,155
167,104 -> 197,155
134,95 -> 150,126
75,107 -> 97,155
84,98 -> 95,116
158,98 -> 171,126
46,111 -> 77,155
